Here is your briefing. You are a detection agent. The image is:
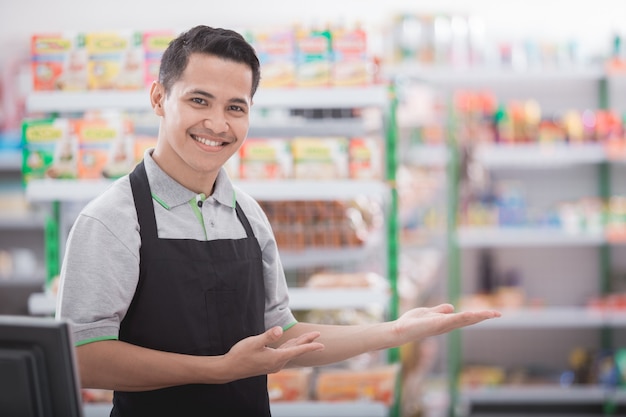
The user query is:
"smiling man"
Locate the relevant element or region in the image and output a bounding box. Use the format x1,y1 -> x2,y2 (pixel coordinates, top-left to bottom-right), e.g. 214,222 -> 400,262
56,25 -> 500,417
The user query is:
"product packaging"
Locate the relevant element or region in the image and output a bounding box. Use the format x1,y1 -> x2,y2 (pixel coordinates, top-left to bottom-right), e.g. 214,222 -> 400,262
75,115 -> 130,179
348,137 -> 381,179
294,27 -> 333,87
331,25 -> 372,86
22,117 -> 76,182
291,137 -> 349,179
315,364 -> 399,405
267,368 -> 312,402
86,30 -> 144,90
251,29 -> 296,88
31,32 -> 88,91
143,30 -> 177,88
239,138 -> 292,179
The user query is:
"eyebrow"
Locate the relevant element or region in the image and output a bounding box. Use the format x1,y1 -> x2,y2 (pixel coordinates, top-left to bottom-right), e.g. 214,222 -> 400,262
188,89 -> 250,107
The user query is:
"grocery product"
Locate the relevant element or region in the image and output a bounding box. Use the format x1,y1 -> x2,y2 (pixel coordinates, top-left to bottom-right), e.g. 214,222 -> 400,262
22,117 -> 76,181
86,31 -> 144,90
251,29 -> 296,88
31,32 -> 88,91
331,24 -> 372,86
239,138 -> 292,179
294,26 -> 333,87
143,31 -> 177,88
291,137 -> 348,179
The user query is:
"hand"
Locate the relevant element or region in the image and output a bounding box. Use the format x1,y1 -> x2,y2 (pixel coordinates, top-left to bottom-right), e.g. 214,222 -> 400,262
223,327 -> 324,382
391,303 -> 501,346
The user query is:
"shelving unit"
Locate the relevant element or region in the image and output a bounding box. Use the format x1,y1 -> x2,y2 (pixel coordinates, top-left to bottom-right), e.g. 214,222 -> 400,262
22,85 -> 401,417
389,64 -> 626,416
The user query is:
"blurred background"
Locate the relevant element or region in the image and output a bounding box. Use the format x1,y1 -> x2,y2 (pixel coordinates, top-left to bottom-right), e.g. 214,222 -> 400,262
2,1 -> 626,416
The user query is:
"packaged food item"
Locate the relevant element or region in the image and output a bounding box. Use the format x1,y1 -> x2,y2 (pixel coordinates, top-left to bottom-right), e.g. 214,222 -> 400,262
239,138 -> 292,179
291,137 -> 348,179
31,32 -> 88,91
267,368 -> 312,402
294,26 -> 332,87
348,137 -> 381,180
75,114 -> 127,179
86,30 -> 144,90
133,135 -> 158,163
143,30 -> 177,88
22,117 -> 76,181
251,29 -> 296,88
331,24 -> 372,86
315,364 -> 399,405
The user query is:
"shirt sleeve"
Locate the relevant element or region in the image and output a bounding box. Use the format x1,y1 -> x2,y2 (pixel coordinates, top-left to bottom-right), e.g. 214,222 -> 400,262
56,184 -> 141,345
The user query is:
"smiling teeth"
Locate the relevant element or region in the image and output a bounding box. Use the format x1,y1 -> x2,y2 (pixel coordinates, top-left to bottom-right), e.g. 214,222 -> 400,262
192,135 -> 223,147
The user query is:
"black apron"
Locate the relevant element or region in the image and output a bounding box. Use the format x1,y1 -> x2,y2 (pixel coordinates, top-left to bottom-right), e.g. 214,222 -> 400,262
111,161 -> 270,417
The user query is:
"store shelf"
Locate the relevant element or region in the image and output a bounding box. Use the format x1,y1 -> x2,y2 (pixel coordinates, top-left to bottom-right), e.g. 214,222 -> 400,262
405,144 -> 449,167
0,213 -> 45,230
288,287 -> 388,310
25,86 -> 389,113
25,178 -> 389,203
387,65 -> 606,84
83,401 -> 388,417
461,385 -> 623,405
474,143 -> 607,169
279,245 -> 378,270
456,227 -> 605,248
469,307 -> 608,329
0,150 -> 22,171
28,291 -> 56,316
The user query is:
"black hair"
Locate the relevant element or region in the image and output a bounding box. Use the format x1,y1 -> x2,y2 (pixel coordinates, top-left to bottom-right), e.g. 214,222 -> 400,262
158,25 -> 261,97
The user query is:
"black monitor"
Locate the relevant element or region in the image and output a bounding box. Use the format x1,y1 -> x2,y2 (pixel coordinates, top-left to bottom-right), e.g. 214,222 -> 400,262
0,315 -> 84,417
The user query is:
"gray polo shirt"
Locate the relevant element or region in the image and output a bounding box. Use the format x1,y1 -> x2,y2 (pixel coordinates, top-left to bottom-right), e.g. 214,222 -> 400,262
56,150 -> 296,346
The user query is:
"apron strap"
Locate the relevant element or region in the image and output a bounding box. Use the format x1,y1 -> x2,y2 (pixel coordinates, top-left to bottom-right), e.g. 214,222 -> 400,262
129,161 -> 158,241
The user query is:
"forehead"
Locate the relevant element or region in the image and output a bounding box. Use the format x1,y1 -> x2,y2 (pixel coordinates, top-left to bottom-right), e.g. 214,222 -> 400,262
178,53 -> 253,97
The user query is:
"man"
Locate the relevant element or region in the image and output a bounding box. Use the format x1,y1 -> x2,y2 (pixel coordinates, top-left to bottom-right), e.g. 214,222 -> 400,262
56,25 -> 500,416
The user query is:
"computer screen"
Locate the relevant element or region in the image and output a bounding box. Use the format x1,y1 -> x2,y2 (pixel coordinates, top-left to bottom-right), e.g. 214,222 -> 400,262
0,315 -> 84,417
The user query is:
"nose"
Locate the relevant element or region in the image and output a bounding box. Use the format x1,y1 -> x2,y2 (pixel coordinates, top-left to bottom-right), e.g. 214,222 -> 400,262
203,109 -> 229,134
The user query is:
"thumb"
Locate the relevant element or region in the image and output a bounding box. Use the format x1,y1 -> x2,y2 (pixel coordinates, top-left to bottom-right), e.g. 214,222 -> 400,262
262,326 -> 283,345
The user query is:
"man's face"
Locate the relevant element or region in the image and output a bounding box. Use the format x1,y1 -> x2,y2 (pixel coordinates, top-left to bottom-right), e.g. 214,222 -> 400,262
151,53 -> 253,190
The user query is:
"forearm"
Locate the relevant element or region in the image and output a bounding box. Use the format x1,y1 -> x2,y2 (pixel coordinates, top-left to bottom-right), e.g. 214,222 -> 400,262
280,322 -> 396,367
77,340 -> 231,391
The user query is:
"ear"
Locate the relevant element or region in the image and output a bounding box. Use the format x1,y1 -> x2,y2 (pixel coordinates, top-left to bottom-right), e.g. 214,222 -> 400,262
150,81 -> 165,116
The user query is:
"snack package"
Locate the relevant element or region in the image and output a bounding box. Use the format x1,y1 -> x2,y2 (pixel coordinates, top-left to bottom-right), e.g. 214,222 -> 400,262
348,137 -> 382,180
239,138 -> 292,179
143,30 -> 177,88
315,364 -> 399,405
251,29 -> 296,88
133,135 -> 158,164
75,115 -> 127,179
31,32 -> 88,91
267,368 -> 312,402
86,30 -> 144,90
22,117 -> 76,182
291,137 -> 348,179
331,25 -> 372,86
294,27 -> 333,87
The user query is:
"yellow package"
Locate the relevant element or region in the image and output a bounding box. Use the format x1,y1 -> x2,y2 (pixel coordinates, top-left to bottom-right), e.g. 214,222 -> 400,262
251,29 -> 296,88
291,137 -> 348,179
86,30 -> 144,90
239,138 -> 292,179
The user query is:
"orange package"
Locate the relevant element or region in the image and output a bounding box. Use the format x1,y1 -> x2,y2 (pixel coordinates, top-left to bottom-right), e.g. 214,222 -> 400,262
315,364 -> 399,405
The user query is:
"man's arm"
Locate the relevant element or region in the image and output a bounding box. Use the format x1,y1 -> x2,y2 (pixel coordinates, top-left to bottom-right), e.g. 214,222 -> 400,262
277,304 -> 500,367
77,327 -> 324,391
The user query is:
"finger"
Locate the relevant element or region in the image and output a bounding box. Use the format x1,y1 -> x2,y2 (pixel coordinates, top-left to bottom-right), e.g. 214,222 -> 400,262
279,331 -> 321,349
431,303 -> 455,314
261,326 -> 284,346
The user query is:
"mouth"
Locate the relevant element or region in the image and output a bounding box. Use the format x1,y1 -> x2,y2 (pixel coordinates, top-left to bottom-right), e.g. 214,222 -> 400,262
191,134 -> 228,147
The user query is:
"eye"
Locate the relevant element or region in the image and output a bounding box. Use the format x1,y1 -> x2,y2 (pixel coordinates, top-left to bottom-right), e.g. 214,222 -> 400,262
191,97 -> 207,105
229,105 -> 246,113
